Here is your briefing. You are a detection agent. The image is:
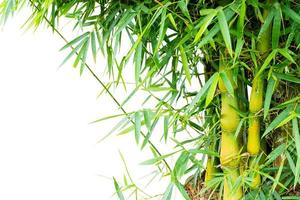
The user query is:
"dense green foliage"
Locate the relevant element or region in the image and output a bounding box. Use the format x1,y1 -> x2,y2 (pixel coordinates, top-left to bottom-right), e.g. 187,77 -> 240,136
1,0 -> 300,199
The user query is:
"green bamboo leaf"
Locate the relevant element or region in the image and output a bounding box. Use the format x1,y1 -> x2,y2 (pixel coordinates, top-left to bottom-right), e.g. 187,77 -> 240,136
272,156 -> 285,192
162,183 -> 173,200
178,0 -> 191,21
194,11 -> 217,43
217,9 -> 232,57
97,118 -> 129,143
234,38 -> 244,63
256,49 -> 277,77
219,71 -> 234,96
264,77 -> 276,119
200,9 -> 216,16
234,118 -> 245,138
175,181 -> 191,200
141,117 -> 159,149
186,73 -> 219,113
107,45 -> 113,75
277,48 -> 296,64
59,32 -> 89,51
272,7 -> 281,49
292,118 -> 300,187
114,10 -> 136,36
163,116 -> 169,143
91,113 -> 130,124
134,42 -> 142,84
257,9 -> 274,39
59,40 -> 84,67
265,144 -> 286,165
155,8 -> 167,54
174,152 -> 189,178
113,177 -> 125,200
205,72 -> 219,107
197,24 -> 220,48
198,6 -> 235,48
73,38 -> 88,68
80,38 -> 90,75
179,45 -> 191,84
143,109 -> 152,130
236,0 -> 246,39
189,149 -> 219,157
257,170 -> 287,190
140,151 -> 178,165
90,31 -> 97,62
283,6 -> 300,24
263,107 -> 294,137
167,13 -> 177,30
274,72 -> 300,84
134,112 -> 141,144
124,7 -> 163,62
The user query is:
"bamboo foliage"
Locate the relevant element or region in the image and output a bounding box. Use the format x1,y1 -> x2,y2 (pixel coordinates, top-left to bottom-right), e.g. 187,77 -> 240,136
1,0 -> 300,199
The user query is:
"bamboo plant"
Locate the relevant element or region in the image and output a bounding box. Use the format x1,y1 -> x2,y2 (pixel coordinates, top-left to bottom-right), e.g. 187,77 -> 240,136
1,0 -> 300,199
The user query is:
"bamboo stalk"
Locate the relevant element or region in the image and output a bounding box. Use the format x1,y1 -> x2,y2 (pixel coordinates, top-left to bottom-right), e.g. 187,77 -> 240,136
247,6 -> 271,188
219,57 -> 243,199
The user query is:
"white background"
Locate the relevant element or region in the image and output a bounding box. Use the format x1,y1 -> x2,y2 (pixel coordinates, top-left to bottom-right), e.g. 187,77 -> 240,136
0,9 -> 178,200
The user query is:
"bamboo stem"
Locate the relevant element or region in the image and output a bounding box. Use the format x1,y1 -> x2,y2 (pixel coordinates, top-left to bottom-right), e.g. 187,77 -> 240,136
247,6 -> 271,188
219,57 -> 243,199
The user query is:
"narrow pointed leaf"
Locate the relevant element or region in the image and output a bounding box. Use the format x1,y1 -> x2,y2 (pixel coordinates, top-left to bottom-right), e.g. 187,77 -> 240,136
217,9 -> 232,57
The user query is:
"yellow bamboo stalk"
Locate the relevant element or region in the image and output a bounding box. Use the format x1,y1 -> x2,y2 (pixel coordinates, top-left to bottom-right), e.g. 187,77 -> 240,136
219,59 -> 243,199
223,168 -> 243,200
247,6 -> 271,188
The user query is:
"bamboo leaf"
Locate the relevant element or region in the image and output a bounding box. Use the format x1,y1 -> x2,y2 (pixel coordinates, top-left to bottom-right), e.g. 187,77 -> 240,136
162,183 -> 173,200
272,7 -> 281,49
272,156 -> 285,192
236,0 -> 246,39
257,9 -> 274,39
263,107 -> 294,137
59,32 -> 90,51
59,40 -> 84,67
194,11 -> 217,43
179,45 -> 191,84
90,31 -> 97,62
114,10 -> 136,36
73,38 -> 88,68
264,77 -> 276,119
141,117 -> 158,149
79,38 -> 89,75
292,118 -> 300,187
113,177 -> 125,200
256,49 -> 277,77
283,6 -> 300,24
273,72 -> 300,84
155,8 -> 167,54
219,71 -> 234,96
143,109 -> 152,130
265,144 -> 285,165
175,181 -> 191,200
164,116 -> 169,143
134,42 -> 142,84
186,73 -> 219,113
277,48 -> 296,64
217,9 -> 232,57
205,72 -> 219,107
167,13 -> 177,30
107,45 -> 113,75
134,112 -> 141,144
174,152 -> 189,178
178,0 -> 191,21
140,151 -> 178,165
